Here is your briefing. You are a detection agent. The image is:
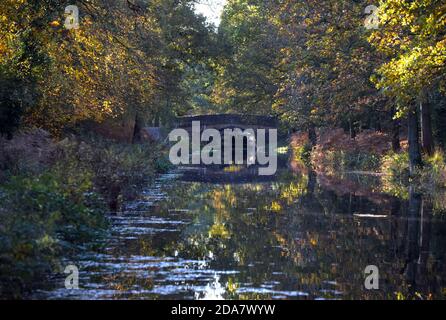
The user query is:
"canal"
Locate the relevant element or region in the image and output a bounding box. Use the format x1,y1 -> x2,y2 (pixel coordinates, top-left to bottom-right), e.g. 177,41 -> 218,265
34,162 -> 446,299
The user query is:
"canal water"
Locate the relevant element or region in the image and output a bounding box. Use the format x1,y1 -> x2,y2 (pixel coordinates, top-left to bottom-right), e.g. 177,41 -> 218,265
34,164 -> 446,300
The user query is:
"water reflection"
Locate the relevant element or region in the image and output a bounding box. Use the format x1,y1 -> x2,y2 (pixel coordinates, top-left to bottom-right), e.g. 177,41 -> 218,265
34,167 -> 446,300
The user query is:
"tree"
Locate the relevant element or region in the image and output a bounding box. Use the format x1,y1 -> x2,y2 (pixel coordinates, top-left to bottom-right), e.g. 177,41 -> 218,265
211,0 -> 281,115
370,0 -> 446,170
272,0 -> 387,141
1,0 -> 214,136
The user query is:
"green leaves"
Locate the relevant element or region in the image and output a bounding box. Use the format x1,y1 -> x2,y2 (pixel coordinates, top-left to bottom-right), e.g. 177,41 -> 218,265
370,0 -> 446,113
0,171 -> 107,297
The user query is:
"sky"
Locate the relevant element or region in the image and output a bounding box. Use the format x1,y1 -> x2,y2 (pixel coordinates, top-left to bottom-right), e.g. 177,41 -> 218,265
194,0 -> 226,26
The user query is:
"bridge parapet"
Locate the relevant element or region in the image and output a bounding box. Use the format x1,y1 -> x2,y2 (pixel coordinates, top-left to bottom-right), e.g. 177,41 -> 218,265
176,114 -> 278,130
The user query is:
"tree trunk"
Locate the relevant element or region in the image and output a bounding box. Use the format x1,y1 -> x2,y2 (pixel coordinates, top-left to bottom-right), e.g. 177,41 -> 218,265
408,107 -> 423,175
391,106 -> 401,152
307,170 -> 316,194
154,113 -> 160,127
375,116 -> 381,132
349,115 -> 356,139
420,92 -> 434,156
132,114 -> 144,144
308,124 -> 317,147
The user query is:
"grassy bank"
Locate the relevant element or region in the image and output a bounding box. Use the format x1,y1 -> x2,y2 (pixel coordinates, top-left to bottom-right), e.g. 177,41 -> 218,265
290,130 -> 446,193
0,129 -> 172,298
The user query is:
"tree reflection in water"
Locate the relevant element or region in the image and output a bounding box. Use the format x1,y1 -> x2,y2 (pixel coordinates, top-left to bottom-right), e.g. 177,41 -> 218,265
152,168 -> 446,300
35,167 -> 446,300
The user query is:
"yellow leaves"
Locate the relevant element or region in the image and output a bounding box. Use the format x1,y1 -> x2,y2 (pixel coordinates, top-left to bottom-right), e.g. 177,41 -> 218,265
224,165 -> 243,173
0,42 -> 7,56
279,47 -> 292,57
372,0 -> 446,104
396,292 -> 405,300
0,1 -> 161,133
209,223 -> 231,239
21,11 -> 160,130
0,14 -> 8,24
377,36 -> 446,101
49,20 -> 60,27
101,100 -> 113,114
273,231 -> 287,248
276,146 -> 289,154
280,181 -> 307,204
309,238 -> 318,246
226,278 -> 239,293
267,201 -> 282,212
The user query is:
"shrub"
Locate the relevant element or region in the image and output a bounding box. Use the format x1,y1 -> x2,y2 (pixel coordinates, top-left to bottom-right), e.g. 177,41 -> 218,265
293,143 -> 313,166
0,131 -> 169,296
155,154 -> 174,174
0,129 -> 56,175
421,150 -> 446,188
0,173 -> 107,297
381,152 -> 410,180
312,149 -> 381,174
55,137 -> 163,210
381,150 -> 446,188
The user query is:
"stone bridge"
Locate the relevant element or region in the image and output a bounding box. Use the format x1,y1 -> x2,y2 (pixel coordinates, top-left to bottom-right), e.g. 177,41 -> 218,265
175,114 -> 278,133
173,114 -> 279,169
137,114 -> 278,144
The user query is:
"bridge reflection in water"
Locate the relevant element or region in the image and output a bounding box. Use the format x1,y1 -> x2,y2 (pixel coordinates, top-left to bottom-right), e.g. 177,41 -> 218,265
178,156 -> 288,184
179,166 -> 277,184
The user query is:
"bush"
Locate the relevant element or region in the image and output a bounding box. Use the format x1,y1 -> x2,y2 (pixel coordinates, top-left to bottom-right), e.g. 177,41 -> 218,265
381,152 -> 410,180
381,150 -> 446,188
155,154 -> 174,174
0,131 -> 168,296
421,150 -> 446,188
55,136 -> 164,210
380,150 -> 446,196
0,129 -> 56,175
292,143 -> 312,166
313,149 -> 381,174
341,151 -> 381,172
0,173 -> 107,298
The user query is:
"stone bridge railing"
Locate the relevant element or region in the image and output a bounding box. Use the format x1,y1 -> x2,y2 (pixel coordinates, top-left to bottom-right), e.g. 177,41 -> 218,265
175,114 -> 278,131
